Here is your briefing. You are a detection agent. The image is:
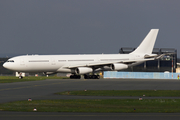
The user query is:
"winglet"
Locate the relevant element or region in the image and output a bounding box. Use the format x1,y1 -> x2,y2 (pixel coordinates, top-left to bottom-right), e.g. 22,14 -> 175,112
130,29 -> 159,55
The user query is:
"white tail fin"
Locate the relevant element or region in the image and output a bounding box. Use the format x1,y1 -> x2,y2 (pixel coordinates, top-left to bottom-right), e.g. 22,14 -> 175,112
130,29 -> 159,55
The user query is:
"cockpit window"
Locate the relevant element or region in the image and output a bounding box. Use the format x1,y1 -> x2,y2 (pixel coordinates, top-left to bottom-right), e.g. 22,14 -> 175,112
7,60 -> 14,62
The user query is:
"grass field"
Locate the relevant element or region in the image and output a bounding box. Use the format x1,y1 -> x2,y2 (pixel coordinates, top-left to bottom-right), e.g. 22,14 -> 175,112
1,77 -> 180,113
0,76 -> 68,83
0,99 -> 180,113
56,90 -> 180,97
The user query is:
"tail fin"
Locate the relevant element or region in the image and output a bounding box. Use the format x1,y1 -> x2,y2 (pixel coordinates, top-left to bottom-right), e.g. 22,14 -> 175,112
130,29 -> 159,55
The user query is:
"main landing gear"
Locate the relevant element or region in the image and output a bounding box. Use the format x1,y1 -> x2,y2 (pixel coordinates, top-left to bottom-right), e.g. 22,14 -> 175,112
70,74 -> 81,79
69,74 -> 100,79
84,75 -> 100,79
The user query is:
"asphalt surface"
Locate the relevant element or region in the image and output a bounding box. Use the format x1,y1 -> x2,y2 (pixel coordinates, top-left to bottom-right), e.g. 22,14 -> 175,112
1,112 -> 180,120
1,78 -> 180,120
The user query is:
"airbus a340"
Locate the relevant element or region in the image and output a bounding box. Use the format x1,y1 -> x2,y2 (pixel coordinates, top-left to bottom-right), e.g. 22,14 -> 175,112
3,29 -> 160,79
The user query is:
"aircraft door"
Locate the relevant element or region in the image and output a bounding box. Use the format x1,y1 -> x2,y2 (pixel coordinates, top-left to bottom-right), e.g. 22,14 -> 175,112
51,58 -> 56,65
20,59 -> 25,66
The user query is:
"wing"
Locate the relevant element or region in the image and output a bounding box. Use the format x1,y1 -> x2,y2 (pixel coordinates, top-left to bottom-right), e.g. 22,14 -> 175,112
62,58 -> 155,69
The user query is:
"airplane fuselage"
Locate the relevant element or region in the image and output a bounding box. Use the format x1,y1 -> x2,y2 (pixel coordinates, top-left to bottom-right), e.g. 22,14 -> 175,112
3,54 -> 142,73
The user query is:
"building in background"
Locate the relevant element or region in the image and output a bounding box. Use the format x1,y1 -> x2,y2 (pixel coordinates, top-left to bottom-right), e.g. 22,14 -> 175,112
176,63 -> 180,73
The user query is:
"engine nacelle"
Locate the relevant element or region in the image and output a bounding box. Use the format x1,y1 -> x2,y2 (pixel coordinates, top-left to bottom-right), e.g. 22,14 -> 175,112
110,63 -> 128,71
75,67 -> 93,75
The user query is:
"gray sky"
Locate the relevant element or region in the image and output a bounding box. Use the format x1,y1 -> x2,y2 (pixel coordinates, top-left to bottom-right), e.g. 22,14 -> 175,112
0,0 -> 180,57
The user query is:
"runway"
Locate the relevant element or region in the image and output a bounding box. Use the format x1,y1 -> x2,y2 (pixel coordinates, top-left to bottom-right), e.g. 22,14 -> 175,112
1,78 -> 180,120
1,112 -> 180,120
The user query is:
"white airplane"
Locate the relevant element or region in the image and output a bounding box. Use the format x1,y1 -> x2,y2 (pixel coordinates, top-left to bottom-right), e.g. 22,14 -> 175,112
3,29 -> 160,79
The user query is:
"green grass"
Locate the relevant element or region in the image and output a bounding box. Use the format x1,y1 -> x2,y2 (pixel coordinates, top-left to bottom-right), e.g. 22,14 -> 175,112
0,76 -> 68,83
56,90 -> 180,97
0,99 -> 180,113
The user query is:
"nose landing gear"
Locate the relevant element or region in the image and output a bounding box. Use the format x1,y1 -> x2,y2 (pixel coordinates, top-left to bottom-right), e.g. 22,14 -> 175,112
16,72 -> 24,79
18,76 -> 23,79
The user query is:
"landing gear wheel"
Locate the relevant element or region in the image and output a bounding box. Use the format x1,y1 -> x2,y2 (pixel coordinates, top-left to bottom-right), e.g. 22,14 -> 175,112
84,74 -> 88,79
70,75 -> 81,79
84,75 -> 100,79
19,76 -> 23,79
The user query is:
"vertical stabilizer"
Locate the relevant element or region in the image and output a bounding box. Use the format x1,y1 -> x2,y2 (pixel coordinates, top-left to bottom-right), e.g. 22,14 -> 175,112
130,29 -> 159,55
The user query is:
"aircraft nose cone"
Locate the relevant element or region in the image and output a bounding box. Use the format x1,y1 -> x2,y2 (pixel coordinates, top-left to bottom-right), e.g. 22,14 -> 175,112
3,62 -> 14,70
3,62 -> 8,69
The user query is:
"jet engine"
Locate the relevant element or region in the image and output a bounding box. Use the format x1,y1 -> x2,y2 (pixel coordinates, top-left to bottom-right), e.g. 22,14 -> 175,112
75,67 -> 93,75
110,63 -> 128,71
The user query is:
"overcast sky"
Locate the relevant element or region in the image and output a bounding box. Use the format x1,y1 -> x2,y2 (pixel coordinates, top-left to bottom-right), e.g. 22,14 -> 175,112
0,0 -> 180,57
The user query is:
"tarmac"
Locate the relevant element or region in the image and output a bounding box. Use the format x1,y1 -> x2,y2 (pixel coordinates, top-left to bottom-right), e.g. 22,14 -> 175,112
1,78 -> 180,120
